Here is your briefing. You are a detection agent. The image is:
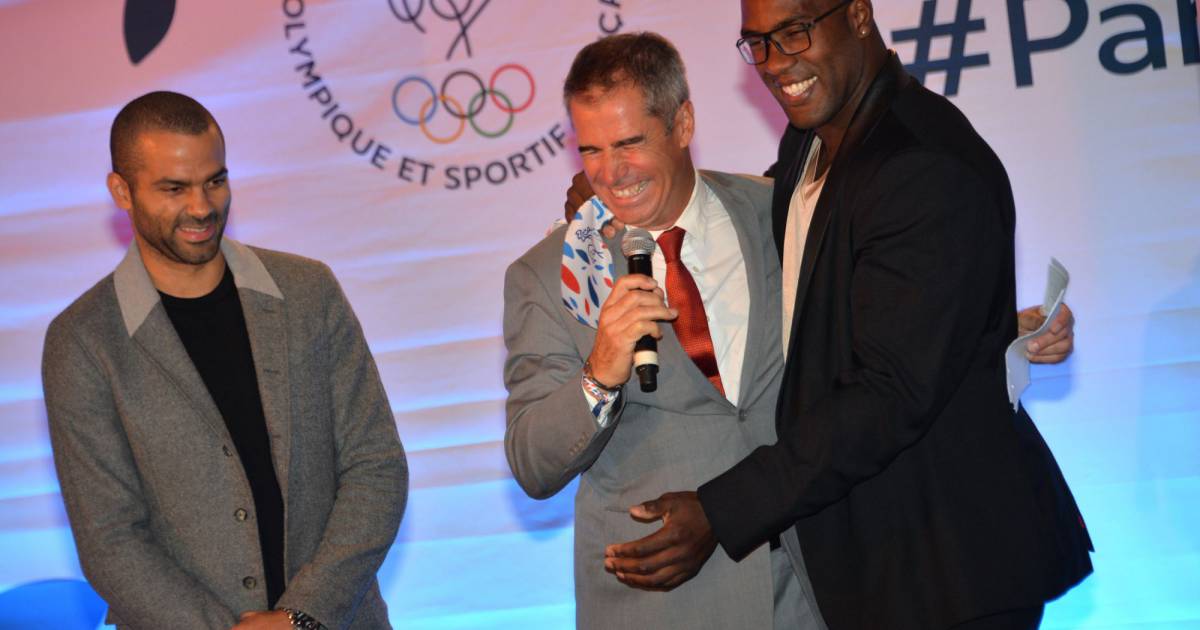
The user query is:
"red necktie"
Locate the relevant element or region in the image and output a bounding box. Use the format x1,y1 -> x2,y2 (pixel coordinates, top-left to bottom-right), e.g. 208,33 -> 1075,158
657,227 -> 724,396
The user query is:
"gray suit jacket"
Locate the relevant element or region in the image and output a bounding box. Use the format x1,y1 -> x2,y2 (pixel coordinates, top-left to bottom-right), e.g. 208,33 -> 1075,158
503,171 -> 784,629
42,238 -> 407,630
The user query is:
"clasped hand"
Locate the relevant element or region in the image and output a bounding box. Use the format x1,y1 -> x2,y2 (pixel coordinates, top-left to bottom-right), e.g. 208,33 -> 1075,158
230,610 -> 291,629
603,491 -> 718,591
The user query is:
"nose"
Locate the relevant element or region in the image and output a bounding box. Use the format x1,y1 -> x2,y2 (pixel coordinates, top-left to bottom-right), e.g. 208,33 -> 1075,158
179,186 -> 215,221
595,151 -> 627,187
199,184 -> 222,210
761,41 -> 795,79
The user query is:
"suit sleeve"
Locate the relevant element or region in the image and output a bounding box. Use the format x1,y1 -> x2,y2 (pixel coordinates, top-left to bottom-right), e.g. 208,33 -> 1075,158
42,320 -> 238,629
275,266 -> 408,628
700,151 -> 1005,560
502,258 -> 624,500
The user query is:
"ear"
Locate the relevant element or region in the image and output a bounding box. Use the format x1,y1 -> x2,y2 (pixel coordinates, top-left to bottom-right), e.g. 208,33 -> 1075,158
851,0 -> 874,39
672,100 -> 695,148
107,172 -> 133,212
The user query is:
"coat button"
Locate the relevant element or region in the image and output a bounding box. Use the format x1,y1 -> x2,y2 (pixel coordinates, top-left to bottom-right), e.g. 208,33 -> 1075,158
234,508 -> 248,522
243,576 -> 257,589
222,445 -> 233,457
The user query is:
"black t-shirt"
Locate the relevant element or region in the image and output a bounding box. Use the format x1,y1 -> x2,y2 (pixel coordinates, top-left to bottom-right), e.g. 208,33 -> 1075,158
160,266 -> 285,607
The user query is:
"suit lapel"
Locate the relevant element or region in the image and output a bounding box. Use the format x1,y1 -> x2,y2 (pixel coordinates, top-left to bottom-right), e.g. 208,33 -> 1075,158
113,243 -> 230,443
239,289 -> 292,499
773,128 -> 814,260
785,54 -> 909,353
705,173 -> 768,408
136,315 -> 232,441
223,240 -> 292,498
786,133 -> 833,355
114,239 -> 293,494
607,224 -> 732,409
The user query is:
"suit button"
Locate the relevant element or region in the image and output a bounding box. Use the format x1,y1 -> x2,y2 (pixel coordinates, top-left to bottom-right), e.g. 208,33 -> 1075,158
222,445 -> 233,457
243,576 -> 257,590
234,508 -> 248,522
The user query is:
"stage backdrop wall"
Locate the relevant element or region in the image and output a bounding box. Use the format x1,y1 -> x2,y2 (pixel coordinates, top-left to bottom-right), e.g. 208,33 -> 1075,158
1,1 -> 1197,628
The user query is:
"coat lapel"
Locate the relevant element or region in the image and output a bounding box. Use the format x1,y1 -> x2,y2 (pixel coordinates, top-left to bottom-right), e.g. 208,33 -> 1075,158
773,128 -> 814,260
113,243 -> 230,444
238,290 -> 292,499
606,222 -> 733,410
704,173 -> 769,408
223,240 -> 293,499
785,53 -> 909,352
113,239 -> 294,495
785,128 -> 830,354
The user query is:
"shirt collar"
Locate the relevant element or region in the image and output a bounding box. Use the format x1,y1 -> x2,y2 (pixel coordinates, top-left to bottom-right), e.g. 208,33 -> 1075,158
113,237 -> 283,337
647,169 -> 710,245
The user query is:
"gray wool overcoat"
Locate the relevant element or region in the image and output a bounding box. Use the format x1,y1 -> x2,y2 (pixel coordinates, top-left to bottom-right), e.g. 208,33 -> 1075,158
42,238 -> 407,629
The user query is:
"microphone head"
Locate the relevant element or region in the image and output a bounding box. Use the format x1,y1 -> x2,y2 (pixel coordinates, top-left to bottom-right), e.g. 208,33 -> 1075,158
621,227 -> 656,258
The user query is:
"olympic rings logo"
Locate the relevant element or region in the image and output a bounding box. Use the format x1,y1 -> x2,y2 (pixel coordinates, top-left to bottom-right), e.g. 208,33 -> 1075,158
391,64 -> 536,144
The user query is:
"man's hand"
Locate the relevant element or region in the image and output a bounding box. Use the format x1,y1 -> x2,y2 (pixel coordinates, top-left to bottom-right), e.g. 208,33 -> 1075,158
564,171 -> 593,220
563,171 -> 624,239
1019,302 -> 1075,364
589,275 -> 676,387
603,491 -> 718,591
230,610 -> 291,629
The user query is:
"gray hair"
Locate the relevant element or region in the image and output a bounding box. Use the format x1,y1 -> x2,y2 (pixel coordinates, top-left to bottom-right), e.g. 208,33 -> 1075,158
563,32 -> 691,130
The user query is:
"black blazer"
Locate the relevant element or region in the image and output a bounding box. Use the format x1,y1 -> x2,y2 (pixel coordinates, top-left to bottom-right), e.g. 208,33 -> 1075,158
699,54 -> 1093,630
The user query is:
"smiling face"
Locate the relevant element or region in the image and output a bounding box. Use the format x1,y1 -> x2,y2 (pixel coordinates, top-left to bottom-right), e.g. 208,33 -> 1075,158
569,83 -> 696,231
741,0 -> 870,134
108,125 -> 230,277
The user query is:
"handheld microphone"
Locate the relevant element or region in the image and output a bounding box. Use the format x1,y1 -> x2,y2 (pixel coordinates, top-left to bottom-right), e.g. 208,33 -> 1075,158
621,228 -> 659,392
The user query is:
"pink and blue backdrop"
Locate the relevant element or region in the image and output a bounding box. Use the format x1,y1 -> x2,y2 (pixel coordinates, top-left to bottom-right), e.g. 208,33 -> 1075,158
1,1 -> 1197,627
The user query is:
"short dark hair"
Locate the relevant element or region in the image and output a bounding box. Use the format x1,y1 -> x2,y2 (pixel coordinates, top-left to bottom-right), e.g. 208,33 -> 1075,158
563,32 -> 690,130
110,91 -> 222,177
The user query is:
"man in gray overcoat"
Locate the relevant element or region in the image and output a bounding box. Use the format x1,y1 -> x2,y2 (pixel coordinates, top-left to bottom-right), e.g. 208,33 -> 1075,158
41,91 -> 407,630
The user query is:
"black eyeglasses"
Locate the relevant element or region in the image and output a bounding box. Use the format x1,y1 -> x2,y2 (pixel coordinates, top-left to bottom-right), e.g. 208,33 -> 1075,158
736,0 -> 853,65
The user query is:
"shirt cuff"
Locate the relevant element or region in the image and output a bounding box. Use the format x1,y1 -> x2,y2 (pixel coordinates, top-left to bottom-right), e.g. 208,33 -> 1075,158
582,378 -> 620,428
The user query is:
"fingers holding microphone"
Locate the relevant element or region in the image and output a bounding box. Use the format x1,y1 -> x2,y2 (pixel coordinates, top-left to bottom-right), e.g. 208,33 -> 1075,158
588,274 -> 677,389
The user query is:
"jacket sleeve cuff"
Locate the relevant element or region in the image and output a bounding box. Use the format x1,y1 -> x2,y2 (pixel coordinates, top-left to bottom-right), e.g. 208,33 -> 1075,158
697,455 -> 781,562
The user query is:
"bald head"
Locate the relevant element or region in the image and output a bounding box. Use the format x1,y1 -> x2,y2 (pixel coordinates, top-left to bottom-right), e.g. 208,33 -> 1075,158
110,91 -> 223,181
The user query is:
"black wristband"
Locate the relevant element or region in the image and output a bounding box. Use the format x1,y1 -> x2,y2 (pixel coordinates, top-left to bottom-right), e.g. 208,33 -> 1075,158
583,359 -> 622,392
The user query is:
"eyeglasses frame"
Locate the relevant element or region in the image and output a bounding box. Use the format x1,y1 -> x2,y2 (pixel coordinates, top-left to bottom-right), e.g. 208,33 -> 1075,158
735,0 -> 855,65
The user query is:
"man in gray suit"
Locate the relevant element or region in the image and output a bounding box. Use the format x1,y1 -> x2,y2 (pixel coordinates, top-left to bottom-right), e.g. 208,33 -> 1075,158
503,34 -> 822,628
41,91 -> 407,630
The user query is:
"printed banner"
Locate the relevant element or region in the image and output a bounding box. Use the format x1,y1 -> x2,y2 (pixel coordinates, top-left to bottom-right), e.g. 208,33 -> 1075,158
0,1 -> 1197,627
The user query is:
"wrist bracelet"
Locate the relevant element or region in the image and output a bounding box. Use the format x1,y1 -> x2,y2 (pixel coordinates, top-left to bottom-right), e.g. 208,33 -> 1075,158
583,359 -> 621,392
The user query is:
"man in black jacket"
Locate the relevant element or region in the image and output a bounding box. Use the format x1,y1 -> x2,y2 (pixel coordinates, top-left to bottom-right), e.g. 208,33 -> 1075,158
600,2 -> 1093,628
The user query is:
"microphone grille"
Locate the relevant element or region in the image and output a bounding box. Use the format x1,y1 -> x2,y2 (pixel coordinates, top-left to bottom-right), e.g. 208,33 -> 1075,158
621,227 -> 656,257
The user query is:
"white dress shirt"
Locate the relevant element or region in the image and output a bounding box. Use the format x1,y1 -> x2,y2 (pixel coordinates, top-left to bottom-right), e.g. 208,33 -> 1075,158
588,171 -> 750,425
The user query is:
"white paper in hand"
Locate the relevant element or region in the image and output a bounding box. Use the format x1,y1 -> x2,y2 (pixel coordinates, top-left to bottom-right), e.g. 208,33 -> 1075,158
1005,258 -> 1070,411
